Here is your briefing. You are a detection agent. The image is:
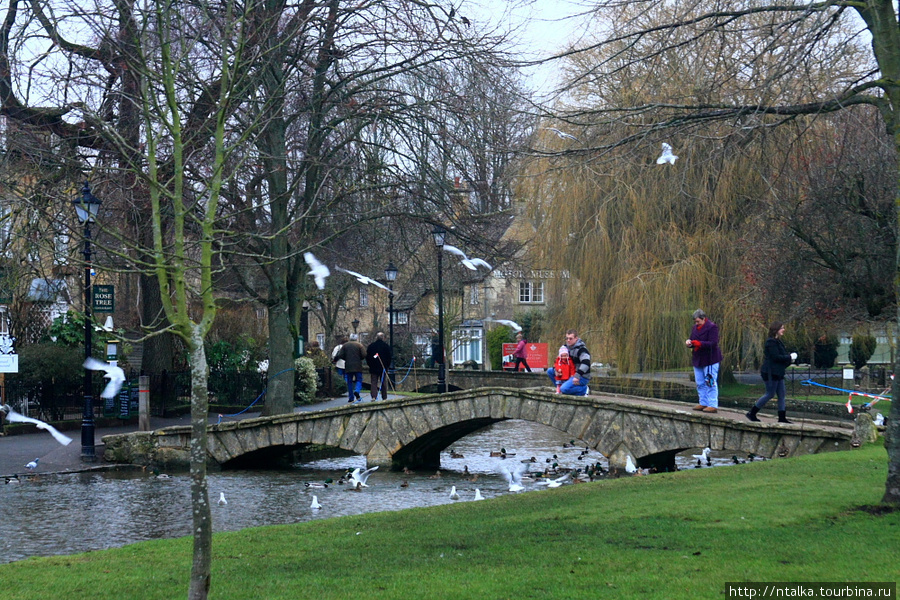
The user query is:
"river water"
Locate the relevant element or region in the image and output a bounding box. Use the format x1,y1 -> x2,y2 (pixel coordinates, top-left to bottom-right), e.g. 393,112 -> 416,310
1,420 -> 742,564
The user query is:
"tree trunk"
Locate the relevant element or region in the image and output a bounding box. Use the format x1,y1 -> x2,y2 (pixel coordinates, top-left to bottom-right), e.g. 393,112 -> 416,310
188,328 -> 211,599
261,300 -> 294,416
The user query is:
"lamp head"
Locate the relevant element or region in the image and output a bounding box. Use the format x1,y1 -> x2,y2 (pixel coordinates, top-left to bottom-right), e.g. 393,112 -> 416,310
431,225 -> 446,248
73,181 -> 102,223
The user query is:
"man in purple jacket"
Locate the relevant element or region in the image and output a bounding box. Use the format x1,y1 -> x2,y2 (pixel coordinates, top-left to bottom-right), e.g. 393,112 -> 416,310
685,309 -> 723,413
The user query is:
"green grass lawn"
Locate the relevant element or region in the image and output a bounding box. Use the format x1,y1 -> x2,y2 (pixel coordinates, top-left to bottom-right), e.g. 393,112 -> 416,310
2,443 -> 897,599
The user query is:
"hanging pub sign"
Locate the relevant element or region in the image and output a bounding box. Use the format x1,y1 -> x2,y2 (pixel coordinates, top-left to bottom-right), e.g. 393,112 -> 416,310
92,285 -> 114,312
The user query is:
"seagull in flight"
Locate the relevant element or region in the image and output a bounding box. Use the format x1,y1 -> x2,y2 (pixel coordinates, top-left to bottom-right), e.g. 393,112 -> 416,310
4,409 -> 73,446
484,318 -> 522,332
84,358 -> 127,399
656,142 -> 678,165
348,466 -> 379,488
335,267 -> 394,294
442,245 -> 492,271
537,472 -> 572,488
501,466 -> 526,492
543,127 -> 579,142
310,495 -> 322,510
304,252 -> 331,290
692,447 -> 711,463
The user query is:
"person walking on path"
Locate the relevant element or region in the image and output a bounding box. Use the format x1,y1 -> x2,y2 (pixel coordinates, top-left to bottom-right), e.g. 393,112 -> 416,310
366,332 -> 392,401
512,332 -> 533,372
746,322 -> 797,423
547,329 -> 591,396
335,334 -> 366,403
685,309 -> 723,413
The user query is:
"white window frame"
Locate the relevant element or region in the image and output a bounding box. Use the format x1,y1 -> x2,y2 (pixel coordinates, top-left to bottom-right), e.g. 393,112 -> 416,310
359,286 -> 369,308
452,327 -> 483,365
519,281 -> 544,304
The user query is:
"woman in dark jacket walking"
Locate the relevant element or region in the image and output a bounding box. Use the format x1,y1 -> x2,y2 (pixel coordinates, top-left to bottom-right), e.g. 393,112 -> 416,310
746,322 -> 797,423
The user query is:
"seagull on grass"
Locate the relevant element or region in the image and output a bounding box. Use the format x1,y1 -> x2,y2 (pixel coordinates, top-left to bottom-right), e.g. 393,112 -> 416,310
303,252 -> 330,290
5,410 -> 73,446
83,358 -> 126,399
656,142 -> 678,165
442,245 -> 492,271
335,267 -> 394,294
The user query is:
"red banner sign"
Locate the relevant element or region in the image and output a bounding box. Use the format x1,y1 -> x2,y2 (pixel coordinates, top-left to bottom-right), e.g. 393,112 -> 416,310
502,342 -> 549,370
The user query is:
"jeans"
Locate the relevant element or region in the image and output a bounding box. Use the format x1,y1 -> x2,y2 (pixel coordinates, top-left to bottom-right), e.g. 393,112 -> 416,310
693,363 -> 719,407
345,371 -> 363,401
755,377 -> 786,411
546,368 -> 588,396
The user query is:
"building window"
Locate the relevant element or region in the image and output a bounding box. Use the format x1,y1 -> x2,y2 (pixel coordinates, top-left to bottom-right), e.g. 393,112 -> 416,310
519,281 -> 544,303
452,327 -> 483,364
415,334 -> 431,357
469,285 -> 479,305
317,333 -> 325,347
392,311 -> 409,325
359,286 -> 369,307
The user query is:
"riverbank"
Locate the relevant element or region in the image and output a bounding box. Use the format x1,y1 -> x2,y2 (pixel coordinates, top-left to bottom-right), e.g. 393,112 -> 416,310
1,441 -> 896,599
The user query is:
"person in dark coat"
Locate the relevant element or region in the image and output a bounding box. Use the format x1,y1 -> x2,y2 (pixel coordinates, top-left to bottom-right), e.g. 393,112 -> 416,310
366,332 -> 392,401
335,334 -> 366,403
685,309 -> 724,413
746,322 -> 797,423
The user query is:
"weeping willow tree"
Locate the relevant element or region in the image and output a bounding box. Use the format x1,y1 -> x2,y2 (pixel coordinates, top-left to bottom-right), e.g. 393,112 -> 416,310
518,0 -> 871,378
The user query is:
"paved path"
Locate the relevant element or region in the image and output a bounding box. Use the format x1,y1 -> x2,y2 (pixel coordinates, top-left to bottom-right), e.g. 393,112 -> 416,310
0,394 -> 399,477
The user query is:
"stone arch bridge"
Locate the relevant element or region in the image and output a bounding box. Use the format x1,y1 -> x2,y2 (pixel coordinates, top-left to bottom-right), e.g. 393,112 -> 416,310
103,388 -> 853,471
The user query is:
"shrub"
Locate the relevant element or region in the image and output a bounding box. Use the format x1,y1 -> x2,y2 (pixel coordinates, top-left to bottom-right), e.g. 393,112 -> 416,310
293,357 -> 318,404
813,334 -> 840,369
849,333 -> 877,369
486,325 -> 515,370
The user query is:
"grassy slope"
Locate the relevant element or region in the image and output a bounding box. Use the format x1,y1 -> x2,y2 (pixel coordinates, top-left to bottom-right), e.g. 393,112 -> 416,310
2,443 -> 897,600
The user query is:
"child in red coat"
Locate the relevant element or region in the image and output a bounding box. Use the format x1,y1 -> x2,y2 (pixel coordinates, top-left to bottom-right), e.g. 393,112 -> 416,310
552,346 -> 576,393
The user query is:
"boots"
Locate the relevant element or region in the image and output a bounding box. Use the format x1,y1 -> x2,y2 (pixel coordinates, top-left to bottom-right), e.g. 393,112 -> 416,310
778,410 -> 792,424
746,406 -> 761,422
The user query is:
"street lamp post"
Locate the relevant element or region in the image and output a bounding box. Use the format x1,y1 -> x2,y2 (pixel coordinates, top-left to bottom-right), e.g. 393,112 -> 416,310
351,318 -> 360,335
384,262 -> 398,387
73,181 -> 102,462
431,225 -> 447,393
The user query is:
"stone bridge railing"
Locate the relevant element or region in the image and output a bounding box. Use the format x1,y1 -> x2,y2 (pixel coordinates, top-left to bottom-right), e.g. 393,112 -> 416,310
103,387 -> 853,471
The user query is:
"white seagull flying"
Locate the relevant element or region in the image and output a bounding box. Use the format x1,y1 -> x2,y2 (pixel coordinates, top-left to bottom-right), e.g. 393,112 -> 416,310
537,472 -> 572,489
5,410 -> 73,446
501,466 -> 526,492
83,358 -> 126,399
656,142 -> 678,165
442,244 -> 492,271
484,318 -> 522,333
348,466 -> 379,488
542,127 -> 579,142
335,267 -> 394,294
303,252 -> 331,290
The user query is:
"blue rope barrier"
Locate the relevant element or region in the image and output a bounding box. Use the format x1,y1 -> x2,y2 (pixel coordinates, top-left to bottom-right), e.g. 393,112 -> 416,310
800,378 -> 892,399
217,367 -> 295,423
394,357 -> 416,384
